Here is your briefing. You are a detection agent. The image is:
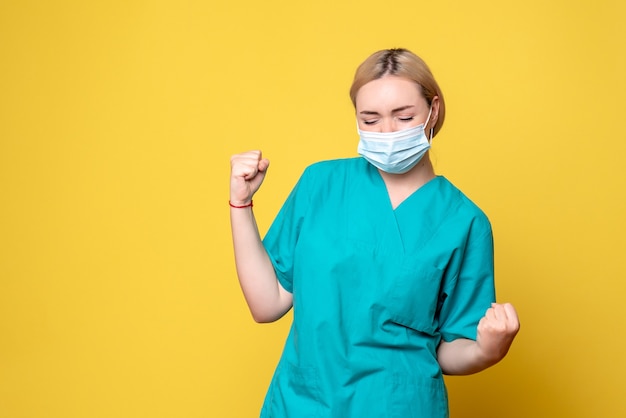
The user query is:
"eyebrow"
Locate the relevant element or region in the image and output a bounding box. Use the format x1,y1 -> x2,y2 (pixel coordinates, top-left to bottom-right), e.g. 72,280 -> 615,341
359,105 -> 415,115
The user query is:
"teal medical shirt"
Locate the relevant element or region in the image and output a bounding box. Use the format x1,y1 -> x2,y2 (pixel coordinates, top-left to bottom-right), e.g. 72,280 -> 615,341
261,158 -> 495,418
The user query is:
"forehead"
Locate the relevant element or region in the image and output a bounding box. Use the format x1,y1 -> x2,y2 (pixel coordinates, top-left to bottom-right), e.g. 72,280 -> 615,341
355,76 -> 426,110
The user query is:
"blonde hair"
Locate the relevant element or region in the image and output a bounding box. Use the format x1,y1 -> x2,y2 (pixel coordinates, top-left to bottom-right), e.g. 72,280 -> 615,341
349,48 -> 446,137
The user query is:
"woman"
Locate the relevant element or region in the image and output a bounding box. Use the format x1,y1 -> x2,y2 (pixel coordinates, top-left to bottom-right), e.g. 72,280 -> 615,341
229,48 -> 520,417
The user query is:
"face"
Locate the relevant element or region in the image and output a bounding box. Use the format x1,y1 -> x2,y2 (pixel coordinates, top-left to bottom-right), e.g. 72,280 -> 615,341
355,76 -> 438,134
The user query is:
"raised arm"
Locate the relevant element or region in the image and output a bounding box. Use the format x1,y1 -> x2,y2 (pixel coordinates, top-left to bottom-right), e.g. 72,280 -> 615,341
230,150 -> 293,323
437,302 -> 520,375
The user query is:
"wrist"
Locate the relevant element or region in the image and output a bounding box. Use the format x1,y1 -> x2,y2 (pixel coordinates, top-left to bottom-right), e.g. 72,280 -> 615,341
229,200 -> 253,208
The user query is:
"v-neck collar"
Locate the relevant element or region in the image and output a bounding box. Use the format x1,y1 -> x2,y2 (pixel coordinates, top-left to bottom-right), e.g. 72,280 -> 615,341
366,162 -> 441,212
360,161 -> 443,253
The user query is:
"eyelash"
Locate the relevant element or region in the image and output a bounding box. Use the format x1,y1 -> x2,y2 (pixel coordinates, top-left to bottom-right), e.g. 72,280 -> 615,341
363,116 -> 414,125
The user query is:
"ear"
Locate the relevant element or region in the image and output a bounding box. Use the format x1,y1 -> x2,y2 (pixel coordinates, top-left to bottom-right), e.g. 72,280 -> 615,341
429,96 -> 440,130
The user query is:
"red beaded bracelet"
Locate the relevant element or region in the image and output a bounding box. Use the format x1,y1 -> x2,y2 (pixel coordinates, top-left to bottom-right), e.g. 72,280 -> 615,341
229,200 -> 253,208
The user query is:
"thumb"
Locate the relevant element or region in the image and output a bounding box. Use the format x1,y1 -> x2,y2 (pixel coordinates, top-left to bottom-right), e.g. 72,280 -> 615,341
247,158 -> 270,193
257,158 -> 270,174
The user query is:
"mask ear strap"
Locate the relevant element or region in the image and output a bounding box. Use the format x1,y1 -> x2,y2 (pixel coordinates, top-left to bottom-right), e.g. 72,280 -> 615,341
424,106 -> 434,142
424,106 -> 433,127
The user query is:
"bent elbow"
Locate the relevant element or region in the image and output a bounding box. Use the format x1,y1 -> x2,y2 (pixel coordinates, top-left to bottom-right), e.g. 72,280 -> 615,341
251,311 -> 277,323
249,305 -> 290,323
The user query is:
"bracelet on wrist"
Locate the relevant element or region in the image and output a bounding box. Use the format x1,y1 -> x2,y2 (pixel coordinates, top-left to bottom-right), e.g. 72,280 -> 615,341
229,200 -> 253,208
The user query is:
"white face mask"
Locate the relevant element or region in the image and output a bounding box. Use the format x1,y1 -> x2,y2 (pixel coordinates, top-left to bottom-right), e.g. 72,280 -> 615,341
357,108 -> 433,174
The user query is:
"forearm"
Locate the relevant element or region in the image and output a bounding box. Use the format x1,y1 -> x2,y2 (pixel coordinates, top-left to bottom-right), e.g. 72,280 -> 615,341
437,338 -> 497,375
230,206 -> 293,323
438,303 -> 520,375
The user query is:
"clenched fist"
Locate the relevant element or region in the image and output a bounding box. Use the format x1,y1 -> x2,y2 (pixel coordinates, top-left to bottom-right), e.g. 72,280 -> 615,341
476,302 -> 520,363
230,150 -> 270,206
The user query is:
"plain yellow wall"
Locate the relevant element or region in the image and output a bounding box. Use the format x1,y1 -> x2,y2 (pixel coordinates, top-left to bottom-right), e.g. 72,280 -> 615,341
1,1 -> 625,417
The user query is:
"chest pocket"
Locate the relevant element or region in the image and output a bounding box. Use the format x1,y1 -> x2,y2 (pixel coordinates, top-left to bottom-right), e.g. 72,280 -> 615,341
386,261 -> 444,335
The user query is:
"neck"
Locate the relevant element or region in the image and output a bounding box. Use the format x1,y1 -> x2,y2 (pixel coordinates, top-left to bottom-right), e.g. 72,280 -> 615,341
380,153 -> 435,186
379,154 -> 436,208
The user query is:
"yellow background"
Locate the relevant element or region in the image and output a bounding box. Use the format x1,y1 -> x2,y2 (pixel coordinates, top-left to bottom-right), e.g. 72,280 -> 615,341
1,0 -> 625,417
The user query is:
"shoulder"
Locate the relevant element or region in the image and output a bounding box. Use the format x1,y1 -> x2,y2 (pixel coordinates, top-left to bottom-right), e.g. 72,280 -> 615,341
285,158 -> 366,200
436,176 -> 492,234
303,157 -> 365,175
299,157 -> 366,185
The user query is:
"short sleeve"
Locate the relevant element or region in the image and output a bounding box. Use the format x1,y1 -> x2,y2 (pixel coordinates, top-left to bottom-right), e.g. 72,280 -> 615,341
262,168 -> 312,293
438,217 -> 496,342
